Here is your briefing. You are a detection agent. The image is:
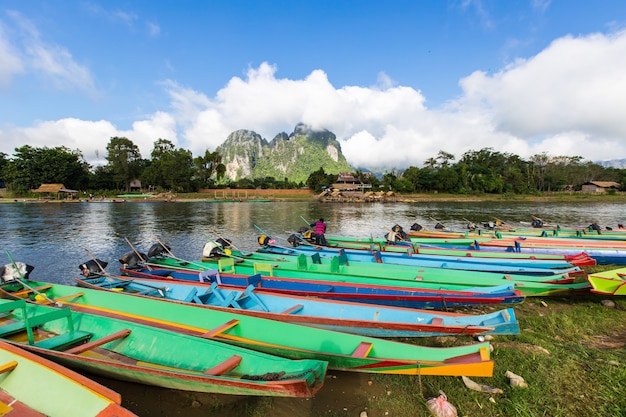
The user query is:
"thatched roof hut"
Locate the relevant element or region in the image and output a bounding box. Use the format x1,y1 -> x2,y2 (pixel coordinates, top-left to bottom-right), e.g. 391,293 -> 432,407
32,183 -> 78,200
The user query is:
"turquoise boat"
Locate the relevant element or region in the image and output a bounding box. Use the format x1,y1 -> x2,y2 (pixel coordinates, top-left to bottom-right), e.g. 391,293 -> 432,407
77,274 -> 520,337
1,279 -> 494,377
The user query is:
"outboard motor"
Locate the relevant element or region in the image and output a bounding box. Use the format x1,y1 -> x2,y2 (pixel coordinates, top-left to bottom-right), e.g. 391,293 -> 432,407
589,222 -> 601,231
215,238 -> 232,248
390,224 -> 408,241
119,251 -> 147,269
79,259 -> 108,277
410,223 -> 423,231
257,234 -> 271,247
531,219 -> 544,228
297,226 -> 310,234
287,234 -> 300,247
434,222 -> 445,230
147,243 -> 170,258
0,262 -> 34,282
202,241 -> 225,258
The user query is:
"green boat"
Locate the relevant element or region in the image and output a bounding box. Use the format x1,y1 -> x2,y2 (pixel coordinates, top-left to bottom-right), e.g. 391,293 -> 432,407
586,268 -> 626,295
0,295 -> 326,398
157,252 -> 589,297
1,280 -> 494,377
0,340 -> 136,417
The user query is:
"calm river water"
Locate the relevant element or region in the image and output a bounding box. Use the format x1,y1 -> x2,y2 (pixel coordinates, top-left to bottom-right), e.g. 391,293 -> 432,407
1,199 -> 625,416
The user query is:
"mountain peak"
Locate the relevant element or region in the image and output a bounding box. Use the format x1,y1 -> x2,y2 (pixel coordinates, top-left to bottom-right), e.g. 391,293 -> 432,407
217,124 -> 352,183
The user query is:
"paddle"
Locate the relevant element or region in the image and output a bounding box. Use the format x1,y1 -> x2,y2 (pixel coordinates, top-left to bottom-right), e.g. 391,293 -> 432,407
429,216 -> 447,230
148,234 -> 224,271
207,227 -> 239,251
124,237 -> 153,271
4,249 -> 57,304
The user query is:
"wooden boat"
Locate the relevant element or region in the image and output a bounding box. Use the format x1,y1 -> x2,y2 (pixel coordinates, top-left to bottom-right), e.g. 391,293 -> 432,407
76,274 -> 520,337
0,294 -> 327,398
3,279 -> 495,377
586,268 -> 626,295
168,252 -> 589,297
258,243 -> 581,273
126,263 -> 525,308
0,340 -> 136,417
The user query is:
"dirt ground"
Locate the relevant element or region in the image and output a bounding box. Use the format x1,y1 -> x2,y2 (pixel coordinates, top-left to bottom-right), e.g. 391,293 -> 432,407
91,370 -> 384,417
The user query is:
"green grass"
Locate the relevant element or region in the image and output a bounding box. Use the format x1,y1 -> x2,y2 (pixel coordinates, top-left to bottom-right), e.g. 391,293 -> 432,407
366,291 -> 626,416
209,265 -> 626,417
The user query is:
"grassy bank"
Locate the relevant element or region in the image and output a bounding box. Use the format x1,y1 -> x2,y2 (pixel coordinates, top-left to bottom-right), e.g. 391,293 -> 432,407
232,295 -> 625,416
206,266 -> 624,417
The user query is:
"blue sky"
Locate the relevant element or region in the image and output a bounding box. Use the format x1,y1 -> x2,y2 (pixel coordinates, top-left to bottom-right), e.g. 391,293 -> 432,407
1,1 -> 626,171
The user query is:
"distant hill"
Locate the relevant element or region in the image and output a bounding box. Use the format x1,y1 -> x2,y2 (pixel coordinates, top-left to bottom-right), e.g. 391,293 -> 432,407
596,159 -> 626,169
217,123 -> 354,183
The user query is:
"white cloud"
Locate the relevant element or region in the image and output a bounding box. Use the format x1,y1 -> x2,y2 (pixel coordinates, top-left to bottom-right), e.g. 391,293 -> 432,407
146,22 -> 161,37
458,30 -> 626,156
5,11 -> 97,94
0,23 -> 23,87
0,112 -> 176,166
2,29 -> 626,169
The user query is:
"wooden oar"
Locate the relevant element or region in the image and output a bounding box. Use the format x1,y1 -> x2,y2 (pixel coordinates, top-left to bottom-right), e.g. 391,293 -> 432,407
207,227 -> 240,251
4,250 -> 56,304
429,216 -> 446,229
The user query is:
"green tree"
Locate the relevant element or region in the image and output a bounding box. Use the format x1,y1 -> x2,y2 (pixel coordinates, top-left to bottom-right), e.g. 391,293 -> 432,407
0,152 -> 8,184
142,139 -> 194,192
89,165 -> 116,191
401,166 -> 421,192
105,137 -> 143,191
306,167 -> 335,192
193,149 -> 226,188
3,145 -> 90,193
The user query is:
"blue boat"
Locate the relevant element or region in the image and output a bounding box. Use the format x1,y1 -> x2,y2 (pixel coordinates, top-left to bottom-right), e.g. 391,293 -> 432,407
77,274 -> 520,337
120,264 -> 525,309
420,241 -> 626,266
257,243 -> 581,275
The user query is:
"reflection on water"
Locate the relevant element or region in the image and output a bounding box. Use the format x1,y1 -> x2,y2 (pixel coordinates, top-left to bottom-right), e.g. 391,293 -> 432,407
1,199 -> 625,416
1,199 -> 625,283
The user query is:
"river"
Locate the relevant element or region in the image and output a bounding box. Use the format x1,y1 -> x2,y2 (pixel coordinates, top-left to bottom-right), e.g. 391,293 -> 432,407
0,199 -> 624,416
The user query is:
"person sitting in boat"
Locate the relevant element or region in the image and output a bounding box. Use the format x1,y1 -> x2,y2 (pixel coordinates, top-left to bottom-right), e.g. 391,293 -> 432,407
310,218 -> 327,246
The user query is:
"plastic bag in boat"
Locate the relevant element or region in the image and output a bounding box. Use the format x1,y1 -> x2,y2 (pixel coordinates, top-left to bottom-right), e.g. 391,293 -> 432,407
203,241 -> 225,258
0,262 -> 35,282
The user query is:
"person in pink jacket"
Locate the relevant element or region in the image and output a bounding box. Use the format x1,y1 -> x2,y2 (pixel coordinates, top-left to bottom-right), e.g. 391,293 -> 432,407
310,218 -> 327,246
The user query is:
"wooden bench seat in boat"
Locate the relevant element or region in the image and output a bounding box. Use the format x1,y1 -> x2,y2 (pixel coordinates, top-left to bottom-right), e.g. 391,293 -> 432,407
204,354 -> 242,376
352,342 -> 373,358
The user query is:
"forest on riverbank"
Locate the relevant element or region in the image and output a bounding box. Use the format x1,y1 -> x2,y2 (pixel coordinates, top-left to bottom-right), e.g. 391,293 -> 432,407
1,137 -> 626,198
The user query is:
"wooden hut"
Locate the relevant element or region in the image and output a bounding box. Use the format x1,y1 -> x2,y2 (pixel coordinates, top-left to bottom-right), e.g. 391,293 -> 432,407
581,181 -> 621,193
31,183 -> 78,200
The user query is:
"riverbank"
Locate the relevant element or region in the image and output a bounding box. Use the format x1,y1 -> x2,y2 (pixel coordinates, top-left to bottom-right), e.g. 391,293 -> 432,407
1,189 -> 624,204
